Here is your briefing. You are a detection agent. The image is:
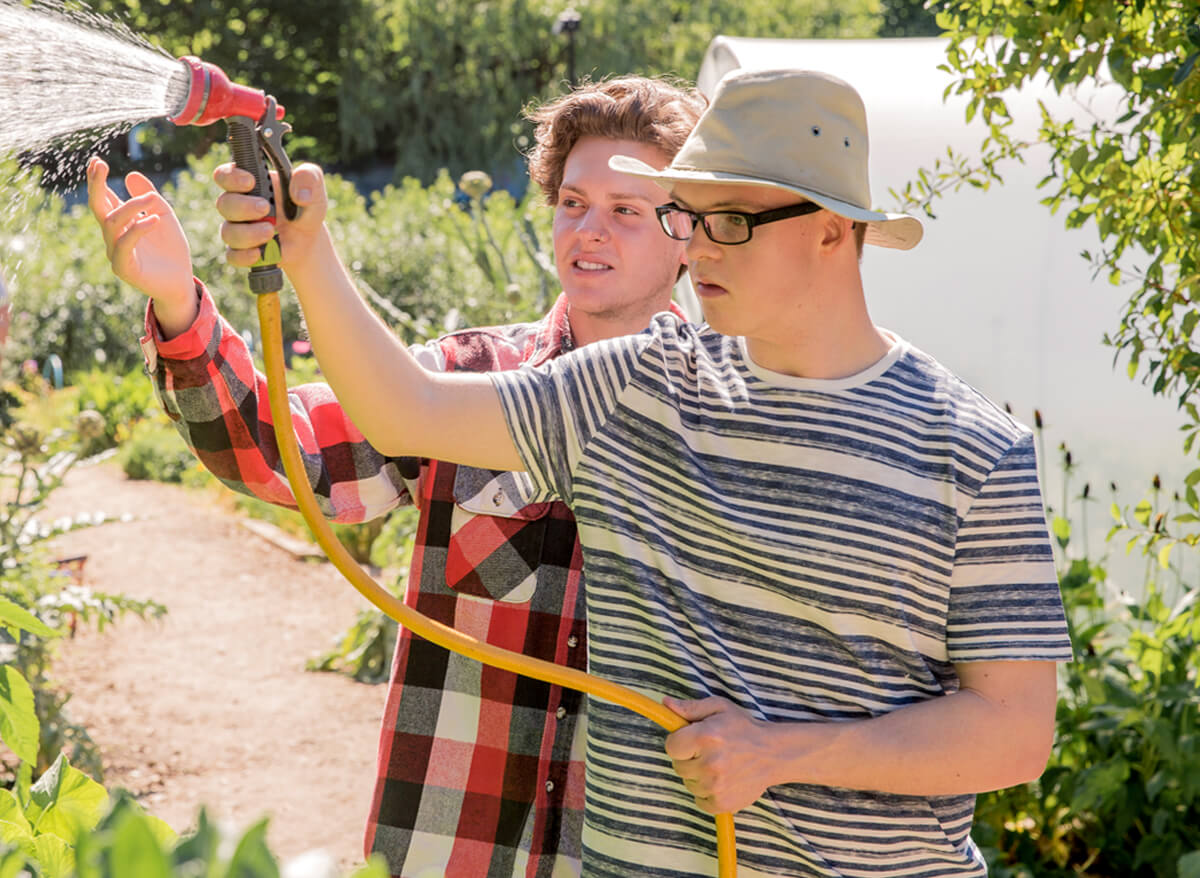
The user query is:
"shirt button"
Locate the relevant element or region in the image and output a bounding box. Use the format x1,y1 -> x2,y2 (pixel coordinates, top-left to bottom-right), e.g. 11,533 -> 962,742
555,706 -> 566,720
566,635 -> 578,648
545,780 -> 555,793
492,491 -> 505,507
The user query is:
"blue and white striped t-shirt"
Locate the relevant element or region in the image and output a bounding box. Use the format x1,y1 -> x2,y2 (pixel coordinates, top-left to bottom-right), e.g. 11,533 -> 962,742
491,314 -> 1072,878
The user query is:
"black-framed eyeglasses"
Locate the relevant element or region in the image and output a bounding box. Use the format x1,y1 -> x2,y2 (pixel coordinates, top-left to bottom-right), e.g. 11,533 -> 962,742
654,201 -> 823,245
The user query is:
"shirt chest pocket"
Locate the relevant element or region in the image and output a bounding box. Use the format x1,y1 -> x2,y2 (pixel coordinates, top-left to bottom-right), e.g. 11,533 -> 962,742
446,466 -> 552,603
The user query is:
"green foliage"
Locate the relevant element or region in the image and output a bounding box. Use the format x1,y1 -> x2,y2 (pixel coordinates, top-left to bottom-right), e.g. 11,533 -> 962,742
335,169 -> 554,342
342,0 -> 883,183
974,433 -> 1200,877
306,603 -> 398,684
307,507 -> 418,683
905,1 -> 1200,467
70,0 -> 888,180
6,149 -> 556,379
877,0 -> 942,37
86,0 -> 358,168
70,367 -> 159,455
1,502 -> 385,878
2,415 -> 166,778
1,159 -> 147,379
117,418 -> 197,484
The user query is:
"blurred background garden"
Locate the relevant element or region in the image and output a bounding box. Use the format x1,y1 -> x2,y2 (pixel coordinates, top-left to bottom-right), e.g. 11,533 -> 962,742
2,0 -> 1199,875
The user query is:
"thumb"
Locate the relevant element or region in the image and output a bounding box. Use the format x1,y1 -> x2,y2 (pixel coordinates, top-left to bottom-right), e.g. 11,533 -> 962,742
663,695 -> 732,724
288,163 -> 327,223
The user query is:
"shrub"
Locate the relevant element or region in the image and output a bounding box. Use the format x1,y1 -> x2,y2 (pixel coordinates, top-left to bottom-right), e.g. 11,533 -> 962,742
974,434 -> 1200,877
117,417 -> 196,483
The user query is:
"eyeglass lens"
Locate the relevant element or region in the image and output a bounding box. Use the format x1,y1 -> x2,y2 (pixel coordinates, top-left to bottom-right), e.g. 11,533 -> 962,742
659,208 -> 750,244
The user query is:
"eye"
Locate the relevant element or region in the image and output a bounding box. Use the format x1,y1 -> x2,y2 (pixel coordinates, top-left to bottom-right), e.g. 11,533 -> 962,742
724,213 -> 749,227
615,205 -> 639,216
559,196 -> 583,209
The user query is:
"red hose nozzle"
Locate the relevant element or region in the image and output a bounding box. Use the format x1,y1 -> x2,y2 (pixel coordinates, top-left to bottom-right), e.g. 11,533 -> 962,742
168,56 -> 286,126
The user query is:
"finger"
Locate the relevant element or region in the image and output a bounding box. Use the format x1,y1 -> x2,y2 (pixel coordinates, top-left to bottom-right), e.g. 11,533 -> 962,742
289,163 -> 325,208
663,695 -> 731,723
224,245 -> 262,269
101,191 -> 167,240
213,162 -> 257,193
110,214 -> 161,266
221,219 -> 275,253
664,725 -> 698,761
86,157 -> 121,223
216,191 -> 271,223
124,170 -> 161,199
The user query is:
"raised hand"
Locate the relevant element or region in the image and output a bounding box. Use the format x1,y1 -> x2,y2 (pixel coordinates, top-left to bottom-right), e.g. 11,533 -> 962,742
87,156 -> 198,337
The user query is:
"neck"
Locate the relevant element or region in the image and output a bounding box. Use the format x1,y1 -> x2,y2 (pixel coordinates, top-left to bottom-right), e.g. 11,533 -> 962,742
745,274 -> 889,379
566,298 -> 670,347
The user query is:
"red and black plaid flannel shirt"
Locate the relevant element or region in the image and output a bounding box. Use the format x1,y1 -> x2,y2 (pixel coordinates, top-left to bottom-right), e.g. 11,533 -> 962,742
141,284 -> 685,877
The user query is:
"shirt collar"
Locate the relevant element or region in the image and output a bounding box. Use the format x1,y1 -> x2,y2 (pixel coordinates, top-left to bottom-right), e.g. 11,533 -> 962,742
525,292 -> 690,368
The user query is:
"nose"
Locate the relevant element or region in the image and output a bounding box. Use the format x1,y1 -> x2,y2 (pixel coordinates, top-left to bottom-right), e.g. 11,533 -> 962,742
577,207 -> 610,244
685,226 -> 721,261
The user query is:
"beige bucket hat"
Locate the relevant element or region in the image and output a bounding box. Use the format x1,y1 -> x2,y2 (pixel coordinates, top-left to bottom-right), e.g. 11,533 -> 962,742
609,68 -> 923,250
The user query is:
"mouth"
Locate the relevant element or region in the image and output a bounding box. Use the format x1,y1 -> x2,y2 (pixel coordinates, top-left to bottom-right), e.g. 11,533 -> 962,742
572,258 -> 613,272
693,279 -> 729,298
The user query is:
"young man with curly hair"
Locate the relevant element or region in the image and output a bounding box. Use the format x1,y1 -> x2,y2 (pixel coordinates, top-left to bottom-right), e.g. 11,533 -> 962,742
89,76 -> 705,877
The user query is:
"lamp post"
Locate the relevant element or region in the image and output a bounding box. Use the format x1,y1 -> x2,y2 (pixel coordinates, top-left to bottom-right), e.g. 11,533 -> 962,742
553,7 -> 581,87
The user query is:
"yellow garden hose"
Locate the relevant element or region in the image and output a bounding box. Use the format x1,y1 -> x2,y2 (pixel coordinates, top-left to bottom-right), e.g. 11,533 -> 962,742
255,292 -> 738,877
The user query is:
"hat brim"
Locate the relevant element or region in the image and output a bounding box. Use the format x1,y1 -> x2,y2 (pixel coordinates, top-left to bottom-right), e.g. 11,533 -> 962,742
609,154 -> 923,251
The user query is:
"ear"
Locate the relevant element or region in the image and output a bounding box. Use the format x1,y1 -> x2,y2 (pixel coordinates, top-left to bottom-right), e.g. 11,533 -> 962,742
818,213 -> 854,253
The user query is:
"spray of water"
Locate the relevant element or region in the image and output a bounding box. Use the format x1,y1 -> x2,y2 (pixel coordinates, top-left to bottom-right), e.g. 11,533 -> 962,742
0,0 -> 189,160
0,0 -> 195,322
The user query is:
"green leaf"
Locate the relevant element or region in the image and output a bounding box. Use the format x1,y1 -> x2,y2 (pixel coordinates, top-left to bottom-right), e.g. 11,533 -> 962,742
0,847 -> 34,878
0,666 -> 38,767
1072,757 -> 1131,811
31,833 -> 74,878
108,808 -> 172,878
1173,52 -> 1199,86
30,755 -> 109,840
1180,850 -> 1200,878
1134,499 -> 1153,526
0,789 -> 34,854
1158,542 -> 1173,569
1051,515 -> 1071,546
0,597 -> 58,640
349,855 -> 392,877
225,818 -> 279,878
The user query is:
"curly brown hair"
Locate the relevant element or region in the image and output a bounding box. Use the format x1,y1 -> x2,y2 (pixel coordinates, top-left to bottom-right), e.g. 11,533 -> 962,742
524,76 -> 706,205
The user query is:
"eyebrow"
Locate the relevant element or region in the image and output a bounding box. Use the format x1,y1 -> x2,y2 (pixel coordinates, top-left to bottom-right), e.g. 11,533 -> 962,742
671,196 -> 770,212
560,183 -> 656,203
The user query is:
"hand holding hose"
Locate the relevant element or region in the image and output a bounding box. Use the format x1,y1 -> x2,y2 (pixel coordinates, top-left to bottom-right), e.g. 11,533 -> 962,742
214,161 -> 326,273
665,695 -> 776,815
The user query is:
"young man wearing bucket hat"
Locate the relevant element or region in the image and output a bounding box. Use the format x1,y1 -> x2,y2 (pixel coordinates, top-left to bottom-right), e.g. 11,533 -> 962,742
88,76 -> 706,878
210,68 -> 1072,877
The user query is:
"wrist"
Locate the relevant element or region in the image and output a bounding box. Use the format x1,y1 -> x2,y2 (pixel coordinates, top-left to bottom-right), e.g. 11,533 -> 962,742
152,280 -> 201,341
283,223 -> 335,277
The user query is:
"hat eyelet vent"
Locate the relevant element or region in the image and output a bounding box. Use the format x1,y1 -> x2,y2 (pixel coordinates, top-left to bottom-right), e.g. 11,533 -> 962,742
844,137 -> 851,147
811,125 -> 821,136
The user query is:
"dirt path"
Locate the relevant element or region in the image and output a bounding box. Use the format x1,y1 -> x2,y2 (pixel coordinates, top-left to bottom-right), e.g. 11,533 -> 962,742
45,459 -> 386,872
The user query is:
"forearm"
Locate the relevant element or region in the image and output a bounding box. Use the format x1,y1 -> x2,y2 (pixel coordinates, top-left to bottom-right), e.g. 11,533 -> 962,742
145,283 -> 410,521
283,228 -> 521,470
768,662 -> 1057,796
